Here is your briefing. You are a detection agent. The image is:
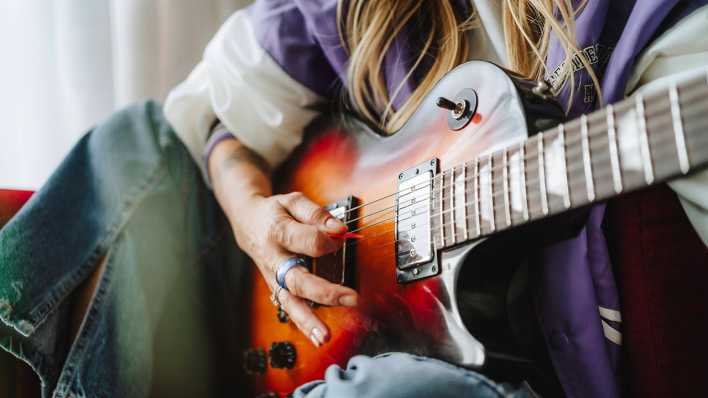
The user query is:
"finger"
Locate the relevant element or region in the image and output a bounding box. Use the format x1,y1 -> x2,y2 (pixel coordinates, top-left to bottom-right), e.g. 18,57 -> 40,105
285,265 -> 358,307
270,217 -> 342,257
278,192 -> 346,232
278,289 -> 330,347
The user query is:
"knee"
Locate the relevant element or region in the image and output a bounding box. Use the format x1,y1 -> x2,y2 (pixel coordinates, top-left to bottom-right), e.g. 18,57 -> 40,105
84,100 -> 198,192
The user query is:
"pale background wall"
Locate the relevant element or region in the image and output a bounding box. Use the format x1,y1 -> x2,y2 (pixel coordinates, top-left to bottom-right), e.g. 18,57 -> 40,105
0,0 -> 252,189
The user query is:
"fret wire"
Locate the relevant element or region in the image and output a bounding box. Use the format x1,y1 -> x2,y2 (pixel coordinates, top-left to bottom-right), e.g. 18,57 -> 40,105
394,120 -> 708,225
502,149 -> 511,226
520,142 -> 529,221
537,135 -> 549,215
360,135 -> 708,247
474,158 -> 481,236
669,83 -> 690,174
606,104 -> 623,193
358,80 -> 708,228
449,168 -> 456,244
488,155 -> 496,232
558,124 -> 571,208
636,94 -> 655,184
461,164 -> 469,240
356,91 -> 706,235
439,171 -> 446,247
580,115 -> 596,201
434,128 -> 708,205
344,82 -> 708,220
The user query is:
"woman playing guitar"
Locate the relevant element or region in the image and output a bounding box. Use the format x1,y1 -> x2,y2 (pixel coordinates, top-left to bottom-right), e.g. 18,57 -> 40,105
1,1 -> 707,397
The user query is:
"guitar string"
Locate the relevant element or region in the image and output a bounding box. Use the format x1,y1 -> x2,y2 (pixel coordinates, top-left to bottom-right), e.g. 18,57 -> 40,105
344,112 -> 708,233
338,77 -> 708,218
352,128 -> 708,237
346,122 -> 708,240
348,146 -> 708,255
344,113 -> 707,230
343,134 -> 708,250
339,83 -> 708,232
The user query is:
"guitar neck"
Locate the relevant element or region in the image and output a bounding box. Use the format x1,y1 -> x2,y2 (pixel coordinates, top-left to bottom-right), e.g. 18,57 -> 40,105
430,69 -> 708,249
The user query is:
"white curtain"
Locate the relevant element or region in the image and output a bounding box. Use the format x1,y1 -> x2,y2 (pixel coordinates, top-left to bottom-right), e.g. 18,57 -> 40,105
0,0 -> 250,189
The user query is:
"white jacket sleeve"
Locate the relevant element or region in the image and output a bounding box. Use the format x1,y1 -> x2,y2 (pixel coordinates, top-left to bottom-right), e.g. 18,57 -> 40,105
626,5 -> 708,246
164,9 -> 323,179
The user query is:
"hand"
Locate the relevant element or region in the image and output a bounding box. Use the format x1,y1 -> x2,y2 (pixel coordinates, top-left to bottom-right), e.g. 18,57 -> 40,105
230,191 -> 359,347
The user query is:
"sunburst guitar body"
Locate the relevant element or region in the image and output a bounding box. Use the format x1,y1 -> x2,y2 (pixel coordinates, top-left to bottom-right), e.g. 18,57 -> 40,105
242,61 -> 708,397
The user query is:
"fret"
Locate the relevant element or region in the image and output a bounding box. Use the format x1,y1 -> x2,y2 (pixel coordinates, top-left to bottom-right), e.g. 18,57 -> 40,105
428,176 -> 439,249
678,73 -> 708,167
559,125 -> 571,208
635,94 -> 655,184
434,173 -> 445,248
543,128 -> 568,213
486,155 -> 496,233
491,153 -> 506,229
457,164 -> 469,240
520,143 -> 529,221
441,169 -> 454,247
606,105 -> 623,193
464,162 -> 477,239
537,135 -> 549,215
669,84 -> 690,174
508,146 -> 524,225
502,150 -> 511,227
473,158 -> 481,236
448,168 -> 456,244
580,115 -> 596,201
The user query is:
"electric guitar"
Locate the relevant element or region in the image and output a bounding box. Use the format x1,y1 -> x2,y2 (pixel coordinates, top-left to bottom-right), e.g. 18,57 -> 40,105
242,61 -> 708,397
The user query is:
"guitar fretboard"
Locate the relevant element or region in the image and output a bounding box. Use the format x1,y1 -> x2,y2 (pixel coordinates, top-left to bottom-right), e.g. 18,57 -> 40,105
424,69 -> 708,249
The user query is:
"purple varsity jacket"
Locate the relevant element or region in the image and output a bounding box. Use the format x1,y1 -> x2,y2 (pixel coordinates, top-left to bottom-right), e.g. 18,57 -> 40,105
245,1 -> 708,396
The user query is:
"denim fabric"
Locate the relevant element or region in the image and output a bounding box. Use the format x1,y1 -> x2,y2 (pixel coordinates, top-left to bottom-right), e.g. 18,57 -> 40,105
0,101 -> 248,397
294,353 -> 531,398
0,101 -> 529,397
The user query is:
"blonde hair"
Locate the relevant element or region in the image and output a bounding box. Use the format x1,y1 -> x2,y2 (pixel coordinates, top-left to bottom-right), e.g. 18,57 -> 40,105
337,0 -> 601,133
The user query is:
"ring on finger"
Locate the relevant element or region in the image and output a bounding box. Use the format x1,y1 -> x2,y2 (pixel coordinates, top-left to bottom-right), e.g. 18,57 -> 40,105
276,256 -> 308,292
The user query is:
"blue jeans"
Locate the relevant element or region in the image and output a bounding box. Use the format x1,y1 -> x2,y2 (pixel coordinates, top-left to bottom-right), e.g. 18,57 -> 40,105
0,102 -> 527,397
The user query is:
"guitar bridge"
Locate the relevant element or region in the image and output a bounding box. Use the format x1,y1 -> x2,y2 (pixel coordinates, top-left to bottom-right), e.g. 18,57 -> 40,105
396,159 -> 439,283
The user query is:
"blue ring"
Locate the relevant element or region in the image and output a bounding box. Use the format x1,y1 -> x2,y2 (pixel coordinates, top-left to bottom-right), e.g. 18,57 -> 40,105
276,257 -> 308,292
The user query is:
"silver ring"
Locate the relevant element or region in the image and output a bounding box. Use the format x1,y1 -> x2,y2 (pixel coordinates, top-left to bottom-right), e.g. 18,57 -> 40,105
276,257 -> 308,292
270,285 -> 283,307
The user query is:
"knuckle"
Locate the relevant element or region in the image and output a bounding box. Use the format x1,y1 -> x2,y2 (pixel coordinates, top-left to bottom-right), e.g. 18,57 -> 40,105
284,191 -> 304,207
286,270 -> 301,295
310,233 -> 330,256
268,217 -> 291,246
320,288 -> 339,305
306,207 -> 327,224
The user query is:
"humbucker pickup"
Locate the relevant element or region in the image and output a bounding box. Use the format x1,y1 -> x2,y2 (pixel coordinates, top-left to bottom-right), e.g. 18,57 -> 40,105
395,159 -> 439,283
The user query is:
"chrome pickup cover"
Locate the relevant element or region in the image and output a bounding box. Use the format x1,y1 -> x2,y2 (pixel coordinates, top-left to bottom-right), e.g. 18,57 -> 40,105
396,159 -> 439,283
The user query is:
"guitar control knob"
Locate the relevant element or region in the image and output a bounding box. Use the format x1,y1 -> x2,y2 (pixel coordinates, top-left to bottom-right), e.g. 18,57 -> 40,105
269,341 -> 297,369
243,347 -> 267,375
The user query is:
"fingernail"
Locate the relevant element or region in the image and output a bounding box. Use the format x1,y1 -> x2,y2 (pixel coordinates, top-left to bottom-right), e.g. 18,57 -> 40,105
309,332 -> 321,347
312,327 -> 326,344
325,217 -> 345,231
339,294 -> 358,307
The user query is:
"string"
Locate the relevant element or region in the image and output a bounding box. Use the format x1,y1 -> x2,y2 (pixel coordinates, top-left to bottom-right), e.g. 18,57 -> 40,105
344,120 -> 708,248
337,74 -> 708,219
348,137 -> 708,254
345,111 -> 708,233
349,126 -> 708,236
